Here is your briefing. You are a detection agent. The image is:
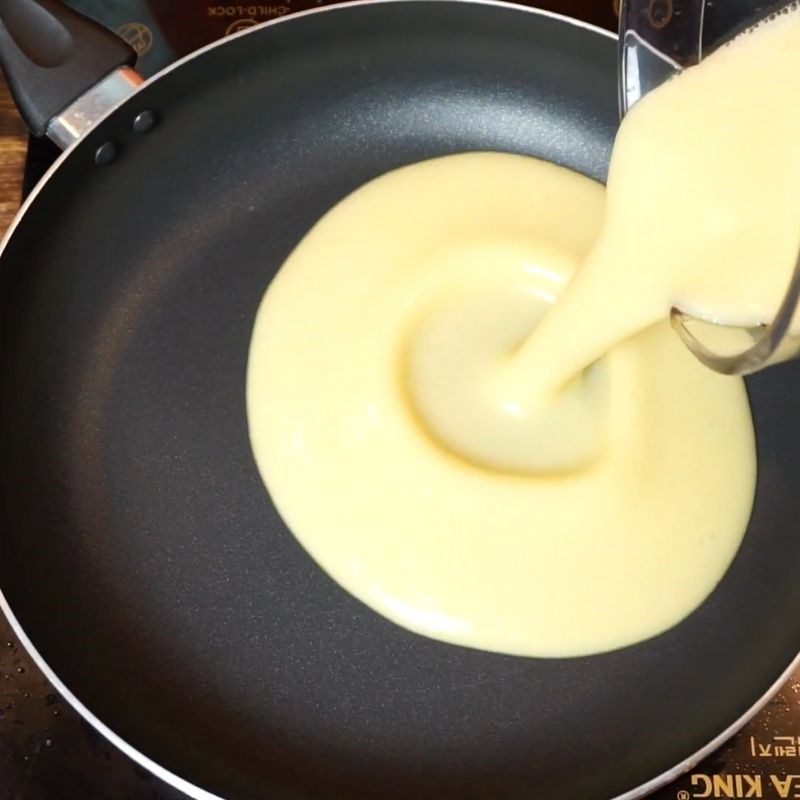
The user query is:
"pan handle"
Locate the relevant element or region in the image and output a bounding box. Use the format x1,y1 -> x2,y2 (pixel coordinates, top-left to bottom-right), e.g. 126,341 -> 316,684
0,0 -> 140,145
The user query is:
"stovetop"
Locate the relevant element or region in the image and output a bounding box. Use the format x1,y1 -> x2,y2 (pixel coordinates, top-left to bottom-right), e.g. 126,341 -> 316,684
5,2 -> 800,799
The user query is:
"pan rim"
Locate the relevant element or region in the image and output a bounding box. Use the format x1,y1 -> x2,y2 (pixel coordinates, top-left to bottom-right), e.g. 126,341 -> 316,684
0,2 -> 790,799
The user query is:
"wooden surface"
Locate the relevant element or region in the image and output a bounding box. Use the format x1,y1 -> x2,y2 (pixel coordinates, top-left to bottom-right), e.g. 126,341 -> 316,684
0,80 -> 29,236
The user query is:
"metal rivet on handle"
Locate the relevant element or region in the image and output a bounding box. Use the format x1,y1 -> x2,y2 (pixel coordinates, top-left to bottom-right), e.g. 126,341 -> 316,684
132,110 -> 159,134
94,141 -> 118,167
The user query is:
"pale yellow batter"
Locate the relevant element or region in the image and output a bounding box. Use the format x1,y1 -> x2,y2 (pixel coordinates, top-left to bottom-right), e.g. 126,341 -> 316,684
511,8 -> 800,397
244,1 -> 800,658
247,153 -> 755,657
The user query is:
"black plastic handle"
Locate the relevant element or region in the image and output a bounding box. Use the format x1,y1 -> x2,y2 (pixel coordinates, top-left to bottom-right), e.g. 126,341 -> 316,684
0,0 -> 136,136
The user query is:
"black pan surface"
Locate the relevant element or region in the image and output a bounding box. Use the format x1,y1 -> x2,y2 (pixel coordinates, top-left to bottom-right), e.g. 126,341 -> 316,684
1,3 -> 800,798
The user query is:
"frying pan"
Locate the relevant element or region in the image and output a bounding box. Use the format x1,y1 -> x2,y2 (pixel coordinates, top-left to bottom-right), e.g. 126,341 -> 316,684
1,1 -> 799,798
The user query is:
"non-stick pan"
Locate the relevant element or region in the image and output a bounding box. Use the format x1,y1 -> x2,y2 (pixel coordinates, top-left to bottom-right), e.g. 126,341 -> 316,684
1,1 -> 799,798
